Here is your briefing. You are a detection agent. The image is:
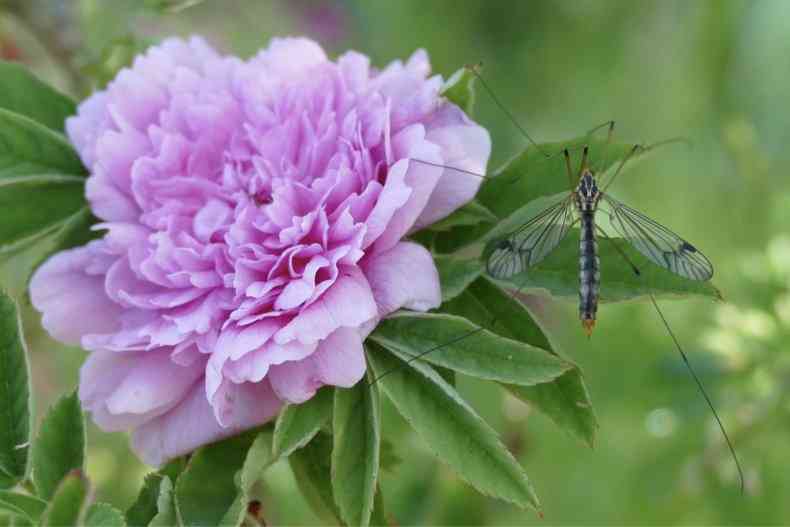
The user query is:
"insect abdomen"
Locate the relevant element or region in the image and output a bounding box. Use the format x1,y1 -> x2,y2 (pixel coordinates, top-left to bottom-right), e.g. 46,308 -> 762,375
579,211 -> 600,335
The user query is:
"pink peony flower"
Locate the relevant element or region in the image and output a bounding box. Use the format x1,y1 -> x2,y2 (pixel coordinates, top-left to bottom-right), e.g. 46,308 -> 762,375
30,36 -> 490,466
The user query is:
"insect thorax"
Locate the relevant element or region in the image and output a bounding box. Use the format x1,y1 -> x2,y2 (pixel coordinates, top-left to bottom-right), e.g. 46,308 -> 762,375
574,170 -> 601,212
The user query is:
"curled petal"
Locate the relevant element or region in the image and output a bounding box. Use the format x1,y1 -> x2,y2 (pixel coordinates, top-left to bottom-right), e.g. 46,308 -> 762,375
131,379 -> 281,467
269,326 -> 366,403
275,267 -> 377,345
415,104 -> 491,228
361,241 -> 441,317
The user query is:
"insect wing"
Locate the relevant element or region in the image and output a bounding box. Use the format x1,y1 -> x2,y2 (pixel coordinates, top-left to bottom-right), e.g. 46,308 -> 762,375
602,195 -> 713,281
486,195 -> 574,279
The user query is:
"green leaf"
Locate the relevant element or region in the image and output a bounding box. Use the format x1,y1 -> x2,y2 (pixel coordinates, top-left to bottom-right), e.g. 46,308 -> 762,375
0,109 -> 86,179
289,433 -> 341,525
443,278 -> 597,446
505,378 -> 596,444
125,474 -> 164,527
0,176 -> 85,252
175,430 -> 258,527
435,366 -> 456,387
434,255 -> 483,302
218,429 -> 277,527
441,277 -> 551,347
32,391 -> 85,501
427,200 -> 497,232
332,379 -> 380,527
366,344 -> 541,512
370,486 -> 388,527
148,477 -> 177,527
0,62 -> 76,132
239,430 -> 276,491
379,439 -> 402,473
441,67 -> 476,115
0,292 -> 31,488
273,387 -> 333,459
125,459 -> 185,527
484,225 -> 721,302
0,492 -> 46,523
85,502 -> 126,527
40,470 -> 89,527
369,312 -> 571,387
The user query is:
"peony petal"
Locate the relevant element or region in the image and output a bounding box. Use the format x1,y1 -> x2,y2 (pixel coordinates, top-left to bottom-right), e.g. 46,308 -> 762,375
249,37 -> 327,80
312,326 -> 366,387
267,359 -> 319,404
131,379 -> 281,467
274,267 -> 377,345
361,241 -> 441,317
268,326 -> 366,403
30,243 -> 123,345
105,349 -> 204,416
372,125 -> 443,252
415,103 -> 492,228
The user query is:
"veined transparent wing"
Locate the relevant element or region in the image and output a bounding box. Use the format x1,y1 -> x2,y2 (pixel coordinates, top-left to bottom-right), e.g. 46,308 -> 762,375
602,194 -> 713,281
486,194 -> 575,279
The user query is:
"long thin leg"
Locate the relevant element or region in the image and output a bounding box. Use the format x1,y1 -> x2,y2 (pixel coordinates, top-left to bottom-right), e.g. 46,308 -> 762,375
586,120 -> 616,138
408,158 -> 490,180
579,145 -> 590,176
599,136 -> 692,192
596,226 -> 745,494
596,120 -> 616,176
564,149 -> 575,189
600,144 -> 641,193
367,273 -> 534,385
465,63 -> 549,158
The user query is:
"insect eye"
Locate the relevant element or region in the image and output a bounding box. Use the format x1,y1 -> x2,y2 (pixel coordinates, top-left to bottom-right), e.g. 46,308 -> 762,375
497,239 -> 512,250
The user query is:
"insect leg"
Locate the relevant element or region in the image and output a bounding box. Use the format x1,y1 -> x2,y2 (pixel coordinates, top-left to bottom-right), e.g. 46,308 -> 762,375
564,149 -> 575,189
600,144 -> 641,194
595,226 -> 745,494
465,62 -> 549,158
367,273 -> 535,386
407,158 -> 490,180
579,145 -> 590,176
593,120 -> 616,177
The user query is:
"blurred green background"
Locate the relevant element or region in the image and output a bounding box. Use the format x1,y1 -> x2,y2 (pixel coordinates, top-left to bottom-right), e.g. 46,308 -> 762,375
1,0 -> 789,524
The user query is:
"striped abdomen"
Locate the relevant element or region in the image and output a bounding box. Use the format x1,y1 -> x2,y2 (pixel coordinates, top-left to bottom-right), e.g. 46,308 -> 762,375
579,211 -> 600,336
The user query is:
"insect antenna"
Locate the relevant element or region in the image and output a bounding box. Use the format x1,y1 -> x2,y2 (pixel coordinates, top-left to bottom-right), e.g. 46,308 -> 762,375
596,227 -> 745,494
465,62 -> 550,158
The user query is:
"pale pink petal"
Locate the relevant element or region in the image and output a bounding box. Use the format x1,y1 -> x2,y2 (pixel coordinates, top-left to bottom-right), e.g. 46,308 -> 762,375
30,243 -> 123,345
268,326 -> 365,403
361,241 -> 441,317
249,37 -> 327,79
312,327 -> 366,387
415,104 -> 492,228
372,125 -> 443,252
105,349 -> 204,415
274,267 -> 377,345
131,379 -> 281,467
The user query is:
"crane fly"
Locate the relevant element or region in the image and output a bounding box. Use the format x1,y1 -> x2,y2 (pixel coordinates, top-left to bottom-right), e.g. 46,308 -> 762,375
379,64 -> 745,493
485,138 -> 714,337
